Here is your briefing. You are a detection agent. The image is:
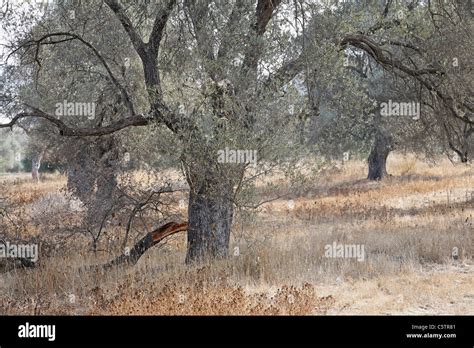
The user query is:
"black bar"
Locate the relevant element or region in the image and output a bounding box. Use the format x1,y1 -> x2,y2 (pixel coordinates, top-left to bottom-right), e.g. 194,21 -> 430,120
0,316 -> 472,346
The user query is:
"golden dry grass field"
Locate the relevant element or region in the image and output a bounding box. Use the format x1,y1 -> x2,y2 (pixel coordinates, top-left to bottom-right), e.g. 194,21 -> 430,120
0,153 -> 473,315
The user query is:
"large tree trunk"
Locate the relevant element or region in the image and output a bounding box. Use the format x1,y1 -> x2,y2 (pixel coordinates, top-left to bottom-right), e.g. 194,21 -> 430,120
185,169 -> 235,264
67,142 -> 96,201
367,132 -> 393,180
87,137 -> 120,225
66,138 -> 119,220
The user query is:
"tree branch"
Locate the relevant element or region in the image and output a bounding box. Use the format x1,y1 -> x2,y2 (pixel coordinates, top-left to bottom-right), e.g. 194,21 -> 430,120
101,221 -> 188,269
242,0 -> 282,73
15,32 -> 135,115
340,34 -> 441,77
105,0 -> 186,135
147,0 -> 177,56
341,33 -> 473,126
0,106 -> 149,137
104,0 -> 147,58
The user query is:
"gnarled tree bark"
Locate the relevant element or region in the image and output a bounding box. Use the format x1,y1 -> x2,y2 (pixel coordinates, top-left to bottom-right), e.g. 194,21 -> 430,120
367,131 -> 393,180
185,177 -> 234,263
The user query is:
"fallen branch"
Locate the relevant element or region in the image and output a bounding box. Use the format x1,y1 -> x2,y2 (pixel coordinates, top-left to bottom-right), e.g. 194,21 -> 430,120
102,221 -> 188,269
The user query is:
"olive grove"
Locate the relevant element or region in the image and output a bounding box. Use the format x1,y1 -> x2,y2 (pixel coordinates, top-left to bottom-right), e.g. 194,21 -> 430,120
0,0 -> 472,263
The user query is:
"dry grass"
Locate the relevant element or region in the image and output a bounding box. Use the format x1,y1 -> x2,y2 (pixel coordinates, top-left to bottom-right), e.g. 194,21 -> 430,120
0,152 -> 472,315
